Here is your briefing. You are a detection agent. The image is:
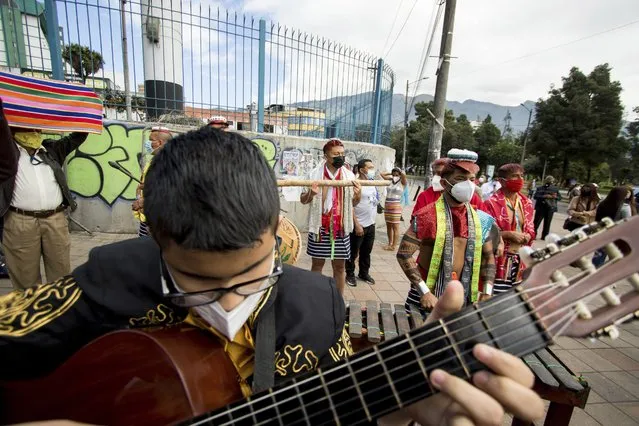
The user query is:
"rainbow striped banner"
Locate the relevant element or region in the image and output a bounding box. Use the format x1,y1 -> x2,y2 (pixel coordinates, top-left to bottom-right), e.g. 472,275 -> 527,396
0,71 -> 103,134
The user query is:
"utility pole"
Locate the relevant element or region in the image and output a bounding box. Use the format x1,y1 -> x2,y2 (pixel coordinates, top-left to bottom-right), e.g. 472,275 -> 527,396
520,103 -> 533,164
121,0 -> 133,121
402,77 -> 428,170
403,79 -> 409,170
424,0 -> 457,188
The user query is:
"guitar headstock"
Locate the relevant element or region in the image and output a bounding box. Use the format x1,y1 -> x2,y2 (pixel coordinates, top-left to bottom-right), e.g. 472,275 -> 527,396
518,216 -> 639,341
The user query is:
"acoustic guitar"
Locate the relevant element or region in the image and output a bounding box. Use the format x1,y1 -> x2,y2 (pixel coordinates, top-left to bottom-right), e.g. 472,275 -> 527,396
2,217 -> 639,425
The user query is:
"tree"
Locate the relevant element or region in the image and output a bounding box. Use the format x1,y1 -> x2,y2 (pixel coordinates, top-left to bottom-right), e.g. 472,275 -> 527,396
528,64 -> 624,181
62,44 -> 105,83
102,88 -> 146,116
473,114 -> 501,170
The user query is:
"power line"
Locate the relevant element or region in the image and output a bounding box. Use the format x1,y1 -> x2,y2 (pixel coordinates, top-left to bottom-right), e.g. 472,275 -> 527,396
383,0 -> 420,59
454,18 -> 639,78
408,0 -> 445,114
380,0 -> 405,57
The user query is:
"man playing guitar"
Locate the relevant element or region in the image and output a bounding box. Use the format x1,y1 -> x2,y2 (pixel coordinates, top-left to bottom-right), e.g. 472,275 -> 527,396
0,127 -> 543,425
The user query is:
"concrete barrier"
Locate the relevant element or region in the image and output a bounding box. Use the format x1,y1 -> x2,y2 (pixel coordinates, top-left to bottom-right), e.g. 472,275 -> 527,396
65,122 -> 396,233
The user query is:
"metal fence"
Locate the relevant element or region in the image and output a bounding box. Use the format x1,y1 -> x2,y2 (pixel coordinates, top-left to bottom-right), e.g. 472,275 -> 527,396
2,0 -> 395,144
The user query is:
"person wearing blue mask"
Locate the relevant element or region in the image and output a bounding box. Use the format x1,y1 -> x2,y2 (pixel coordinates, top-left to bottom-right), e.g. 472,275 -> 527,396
346,159 -> 378,287
133,127 -> 173,237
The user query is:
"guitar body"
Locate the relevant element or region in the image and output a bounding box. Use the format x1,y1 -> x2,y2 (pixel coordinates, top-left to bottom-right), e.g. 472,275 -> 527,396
0,325 -> 243,425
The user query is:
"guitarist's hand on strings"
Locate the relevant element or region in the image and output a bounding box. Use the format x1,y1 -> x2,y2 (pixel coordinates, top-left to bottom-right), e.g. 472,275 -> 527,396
380,281 -> 545,426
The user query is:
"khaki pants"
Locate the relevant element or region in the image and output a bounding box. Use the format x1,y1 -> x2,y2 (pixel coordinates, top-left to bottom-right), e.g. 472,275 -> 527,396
1,210 -> 71,290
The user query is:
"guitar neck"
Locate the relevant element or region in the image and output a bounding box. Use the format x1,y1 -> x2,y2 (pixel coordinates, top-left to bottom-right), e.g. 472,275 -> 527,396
185,289 -> 550,426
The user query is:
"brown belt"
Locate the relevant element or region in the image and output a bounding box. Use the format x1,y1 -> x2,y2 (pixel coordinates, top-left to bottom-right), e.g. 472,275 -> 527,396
9,205 -> 66,218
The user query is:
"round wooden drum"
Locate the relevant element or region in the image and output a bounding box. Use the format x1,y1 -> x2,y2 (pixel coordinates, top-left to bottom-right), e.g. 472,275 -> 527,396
276,216 -> 302,265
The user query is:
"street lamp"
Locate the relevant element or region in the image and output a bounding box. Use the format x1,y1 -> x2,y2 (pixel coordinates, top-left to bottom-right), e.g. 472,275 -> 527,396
403,77 -> 429,170
520,103 -> 533,165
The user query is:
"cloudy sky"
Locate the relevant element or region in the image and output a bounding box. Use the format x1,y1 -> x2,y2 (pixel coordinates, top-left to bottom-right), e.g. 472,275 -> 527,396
242,0 -> 639,118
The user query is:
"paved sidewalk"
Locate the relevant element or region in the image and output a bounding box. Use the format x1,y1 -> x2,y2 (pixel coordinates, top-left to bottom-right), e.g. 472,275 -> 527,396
1,202 -> 638,425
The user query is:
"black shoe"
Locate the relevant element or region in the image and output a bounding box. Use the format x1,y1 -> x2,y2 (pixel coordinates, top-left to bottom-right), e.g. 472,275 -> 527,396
346,275 -> 357,287
358,274 -> 376,285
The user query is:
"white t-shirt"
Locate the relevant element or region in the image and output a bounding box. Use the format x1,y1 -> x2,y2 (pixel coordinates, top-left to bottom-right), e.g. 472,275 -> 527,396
354,185 -> 378,228
481,180 -> 501,201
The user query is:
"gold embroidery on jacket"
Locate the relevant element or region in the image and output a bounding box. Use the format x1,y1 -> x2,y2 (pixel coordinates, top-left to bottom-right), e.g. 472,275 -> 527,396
128,304 -> 180,327
0,276 -> 82,337
274,344 -> 319,376
329,326 -> 354,362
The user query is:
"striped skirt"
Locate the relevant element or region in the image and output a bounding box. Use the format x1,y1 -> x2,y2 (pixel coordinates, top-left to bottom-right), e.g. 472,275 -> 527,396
138,221 -> 150,238
494,252 -> 522,294
384,198 -> 402,224
307,227 -> 351,260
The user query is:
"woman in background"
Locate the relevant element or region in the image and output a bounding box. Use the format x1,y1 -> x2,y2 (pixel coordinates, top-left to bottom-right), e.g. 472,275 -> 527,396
565,183 -> 599,231
381,168 -> 407,251
592,186 -> 633,267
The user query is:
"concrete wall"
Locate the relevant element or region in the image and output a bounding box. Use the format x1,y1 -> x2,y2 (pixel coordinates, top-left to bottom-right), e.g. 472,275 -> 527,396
64,122 -> 396,233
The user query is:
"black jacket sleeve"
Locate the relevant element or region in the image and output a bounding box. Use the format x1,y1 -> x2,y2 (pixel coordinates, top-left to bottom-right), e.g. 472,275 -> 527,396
0,98 -> 18,184
44,132 -> 88,164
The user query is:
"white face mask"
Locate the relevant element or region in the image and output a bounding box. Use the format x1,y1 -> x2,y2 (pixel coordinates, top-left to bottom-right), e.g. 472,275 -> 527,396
432,175 -> 444,192
194,290 -> 265,341
144,140 -> 153,153
193,255 -> 275,341
392,176 -> 400,183
448,179 -> 476,203
366,169 -> 376,180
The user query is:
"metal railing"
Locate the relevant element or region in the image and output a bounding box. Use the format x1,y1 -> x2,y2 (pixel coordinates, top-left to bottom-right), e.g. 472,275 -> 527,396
2,0 -> 395,144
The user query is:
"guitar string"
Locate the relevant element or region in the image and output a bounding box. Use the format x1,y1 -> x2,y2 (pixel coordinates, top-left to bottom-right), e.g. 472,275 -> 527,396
232,306 -> 579,426
222,253 -> 628,426
206,274 -> 586,426
198,262 -> 596,424
195,225 -> 627,424
248,301 -> 578,426
345,311 -> 582,426
195,282 -> 556,425
213,246 -> 620,420
206,267 -> 597,425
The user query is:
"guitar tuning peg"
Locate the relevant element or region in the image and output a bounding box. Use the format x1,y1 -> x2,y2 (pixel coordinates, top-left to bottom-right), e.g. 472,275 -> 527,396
518,246 -> 536,265
545,233 -> 562,244
603,243 -> 624,262
605,325 -> 620,340
575,301 -> 592,319
601,288 -> 621,306
601,217 -> 615,228
628,273 -> 639,291
575,256 -> 596,274
551,270 -> 570,287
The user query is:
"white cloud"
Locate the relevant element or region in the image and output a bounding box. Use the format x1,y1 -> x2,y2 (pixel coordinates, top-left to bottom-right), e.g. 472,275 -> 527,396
241,0 -> 639,114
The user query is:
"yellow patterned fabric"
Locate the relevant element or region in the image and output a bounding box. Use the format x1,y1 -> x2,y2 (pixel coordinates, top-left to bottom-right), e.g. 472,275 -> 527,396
185,312 -> 256,398
328,326 -> 354,362
133,161 -> 151,223
0,276 -> 82,337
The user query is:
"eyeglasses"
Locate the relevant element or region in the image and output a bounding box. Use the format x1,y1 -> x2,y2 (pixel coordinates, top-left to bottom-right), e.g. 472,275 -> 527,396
162,242 -> 284,308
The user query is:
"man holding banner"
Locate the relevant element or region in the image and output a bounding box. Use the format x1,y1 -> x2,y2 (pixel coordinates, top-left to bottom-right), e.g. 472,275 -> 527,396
0,71 -> 102,289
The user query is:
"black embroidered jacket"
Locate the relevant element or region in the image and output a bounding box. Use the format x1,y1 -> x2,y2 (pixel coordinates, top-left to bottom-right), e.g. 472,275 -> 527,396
0,238 -> 352,381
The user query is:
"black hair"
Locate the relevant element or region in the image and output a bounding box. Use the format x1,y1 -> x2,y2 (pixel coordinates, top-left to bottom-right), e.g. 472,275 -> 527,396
354,158 -> 373,175
392,167 -> 401,175
596,186 -> 629,221
144,126 -> 280,251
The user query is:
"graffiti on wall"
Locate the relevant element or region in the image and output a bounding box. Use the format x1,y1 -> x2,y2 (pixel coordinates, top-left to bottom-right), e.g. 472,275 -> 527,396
277,146 -> 393,177
64,122 -> 146,206
251,137 -> 280,169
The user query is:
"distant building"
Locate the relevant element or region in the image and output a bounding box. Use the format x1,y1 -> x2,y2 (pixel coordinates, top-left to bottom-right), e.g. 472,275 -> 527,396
0,0 -> 51,73
266,104 -> 326,138
184,106 -> 288,134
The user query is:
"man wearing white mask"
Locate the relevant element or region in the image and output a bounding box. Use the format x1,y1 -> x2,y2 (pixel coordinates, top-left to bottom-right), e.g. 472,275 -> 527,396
397,150 -> 497,318
0,129 -> 544,426
412,155 -> 484,223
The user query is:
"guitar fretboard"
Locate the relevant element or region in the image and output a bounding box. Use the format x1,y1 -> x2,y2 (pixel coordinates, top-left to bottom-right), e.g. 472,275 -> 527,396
186,290 -> 549,426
